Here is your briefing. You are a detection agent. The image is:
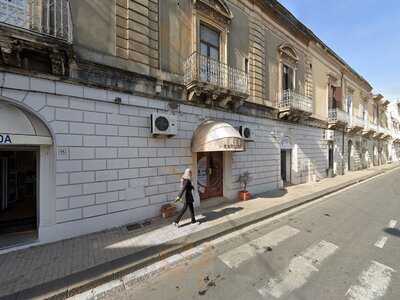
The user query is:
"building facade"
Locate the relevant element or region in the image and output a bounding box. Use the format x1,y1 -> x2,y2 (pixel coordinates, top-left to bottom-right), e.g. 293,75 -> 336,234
0,0 -> 397,249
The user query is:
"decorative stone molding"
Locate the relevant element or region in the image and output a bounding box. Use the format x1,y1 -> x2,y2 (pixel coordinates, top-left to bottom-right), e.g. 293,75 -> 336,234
50,51 -> 67,76
278,43 -> 299,63
193,0 -> 233,26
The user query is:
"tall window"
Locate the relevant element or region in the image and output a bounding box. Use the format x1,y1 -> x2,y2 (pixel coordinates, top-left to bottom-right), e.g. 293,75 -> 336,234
329,85 -> 337,109
363,102 -> 367,120
282,64 -> 294,92
200,24 -> 220,60
373,103 -> 379,124
347,94 -> 353,114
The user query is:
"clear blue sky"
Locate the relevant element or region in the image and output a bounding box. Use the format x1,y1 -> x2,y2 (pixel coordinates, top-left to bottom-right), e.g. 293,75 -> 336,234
278,0 -> 400,101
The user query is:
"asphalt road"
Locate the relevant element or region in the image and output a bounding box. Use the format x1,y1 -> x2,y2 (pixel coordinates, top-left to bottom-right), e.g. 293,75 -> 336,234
108,169 -> 400,300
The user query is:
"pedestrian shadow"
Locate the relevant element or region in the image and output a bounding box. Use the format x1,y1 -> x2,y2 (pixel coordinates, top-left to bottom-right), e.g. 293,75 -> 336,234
198,207 -> 243,223
383,227 -> 400,237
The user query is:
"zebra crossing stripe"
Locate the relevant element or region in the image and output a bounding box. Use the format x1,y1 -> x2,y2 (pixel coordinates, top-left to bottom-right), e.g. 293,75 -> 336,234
374,236 -> 388,249
258,240 -> 338,299
345,261 -> 395,300
218,225 -> 300,269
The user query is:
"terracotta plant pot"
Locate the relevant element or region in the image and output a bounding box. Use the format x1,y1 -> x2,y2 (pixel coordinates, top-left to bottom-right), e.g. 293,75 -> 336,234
239,190 -> 252,201
161,204 -> 177,219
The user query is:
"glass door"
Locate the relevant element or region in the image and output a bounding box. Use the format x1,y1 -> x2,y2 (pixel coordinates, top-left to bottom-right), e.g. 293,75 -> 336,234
197,152 -> 223,200
0,153 -> 17,212
0,158 -> 6,211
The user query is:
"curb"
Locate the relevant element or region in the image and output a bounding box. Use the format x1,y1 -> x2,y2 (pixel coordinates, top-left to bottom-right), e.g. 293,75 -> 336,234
3,165 -> 399,300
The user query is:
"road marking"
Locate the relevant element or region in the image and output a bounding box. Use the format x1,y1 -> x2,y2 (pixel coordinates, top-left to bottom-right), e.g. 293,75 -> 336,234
388,220 -> 397,228
218,225 -> 300,269
374,236 -> 388,249
258,240 -> 338,298
345,261 -> 395,300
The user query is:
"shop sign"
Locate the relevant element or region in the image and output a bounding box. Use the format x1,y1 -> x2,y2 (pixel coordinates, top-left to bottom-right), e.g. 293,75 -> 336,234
220,137 -> 243,151
212,137 -> 244,151
0,134 -> 12,144
281,136 -> 292,149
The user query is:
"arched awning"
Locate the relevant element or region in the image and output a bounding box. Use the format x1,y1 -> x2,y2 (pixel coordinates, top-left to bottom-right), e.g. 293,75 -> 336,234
192,120 -> 244,152
0,102 -> 52,145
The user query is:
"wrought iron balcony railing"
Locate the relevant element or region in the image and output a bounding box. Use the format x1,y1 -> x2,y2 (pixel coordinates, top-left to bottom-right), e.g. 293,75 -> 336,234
328,108 -> 349,124
184,52 -> 249,96
380,127 -> 391,137
369,122 -> 378,133
0,0 -> 72,42
350,116 -> 364,129
278,90 -> 313,114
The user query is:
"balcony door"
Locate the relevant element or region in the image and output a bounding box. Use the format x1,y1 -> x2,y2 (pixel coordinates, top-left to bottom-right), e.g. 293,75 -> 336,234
329,85 -> 337,109
200,24 -> 220,85
347,94 -> 353,114
282,64 -> 294,94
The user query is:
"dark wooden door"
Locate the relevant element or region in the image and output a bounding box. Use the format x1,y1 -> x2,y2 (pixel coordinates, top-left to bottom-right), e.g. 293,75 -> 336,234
280,150 -> 286,182
197,152 -> 223,200
328,143 -> 334,169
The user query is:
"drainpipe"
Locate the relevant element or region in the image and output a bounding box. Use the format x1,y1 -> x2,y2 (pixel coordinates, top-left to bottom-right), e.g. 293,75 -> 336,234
342,127 -> 345,175
340,72 -> 345,175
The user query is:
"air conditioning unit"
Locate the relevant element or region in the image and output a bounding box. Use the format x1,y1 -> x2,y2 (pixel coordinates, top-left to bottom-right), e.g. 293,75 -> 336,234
151,113 -> 177,137
324,129 -> 335,141
239,126 -> 253,140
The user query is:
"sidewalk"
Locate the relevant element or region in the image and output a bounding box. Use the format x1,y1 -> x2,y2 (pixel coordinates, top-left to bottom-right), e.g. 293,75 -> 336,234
1,163 -> 398,300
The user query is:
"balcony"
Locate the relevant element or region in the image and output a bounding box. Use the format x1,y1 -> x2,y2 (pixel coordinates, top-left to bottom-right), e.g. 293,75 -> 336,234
184,52 -> 249,106
379,126 -> 391,140
362,119 -> 374,136
368,122 -> 380,138
347,116 -> 364,133
0,0 -> 72,42
328,108 -> 349,128
393,133 -> 400,143
277,90 -> 313,121
0,0 -> 73,77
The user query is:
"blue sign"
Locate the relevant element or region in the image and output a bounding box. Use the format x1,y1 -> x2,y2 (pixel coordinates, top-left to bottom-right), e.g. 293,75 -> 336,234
0,134 -> 12,144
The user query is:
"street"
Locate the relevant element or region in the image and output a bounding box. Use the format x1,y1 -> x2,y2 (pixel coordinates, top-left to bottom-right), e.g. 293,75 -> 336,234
105,168 -> 400,300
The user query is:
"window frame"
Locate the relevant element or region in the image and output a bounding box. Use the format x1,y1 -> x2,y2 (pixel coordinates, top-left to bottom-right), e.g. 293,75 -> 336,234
192,10 -> 228,65
282,63 -> 295,92
199,23 -> 221,61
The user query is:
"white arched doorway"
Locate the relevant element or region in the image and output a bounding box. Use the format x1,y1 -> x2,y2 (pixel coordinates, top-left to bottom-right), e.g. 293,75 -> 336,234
0,100 -> 54,248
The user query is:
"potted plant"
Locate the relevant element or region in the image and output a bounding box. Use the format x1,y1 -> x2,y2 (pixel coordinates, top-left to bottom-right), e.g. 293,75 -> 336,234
238,171 -> 252,201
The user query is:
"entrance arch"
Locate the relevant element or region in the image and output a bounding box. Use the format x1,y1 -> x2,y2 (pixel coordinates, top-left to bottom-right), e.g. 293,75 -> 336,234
191,120 -> 244,202
0,98 -> 54,248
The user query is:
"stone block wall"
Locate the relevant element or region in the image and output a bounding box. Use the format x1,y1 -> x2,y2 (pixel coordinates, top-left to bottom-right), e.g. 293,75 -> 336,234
116,0 -> 159,72
0,71 -> 328,242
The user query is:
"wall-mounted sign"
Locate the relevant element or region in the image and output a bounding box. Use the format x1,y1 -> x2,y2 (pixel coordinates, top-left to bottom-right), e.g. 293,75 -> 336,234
281,136 -> 292,150
57,147 -> 70,159
0,134 -> 12,144
0,0 -> 27,28
222,139 -> 243,150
